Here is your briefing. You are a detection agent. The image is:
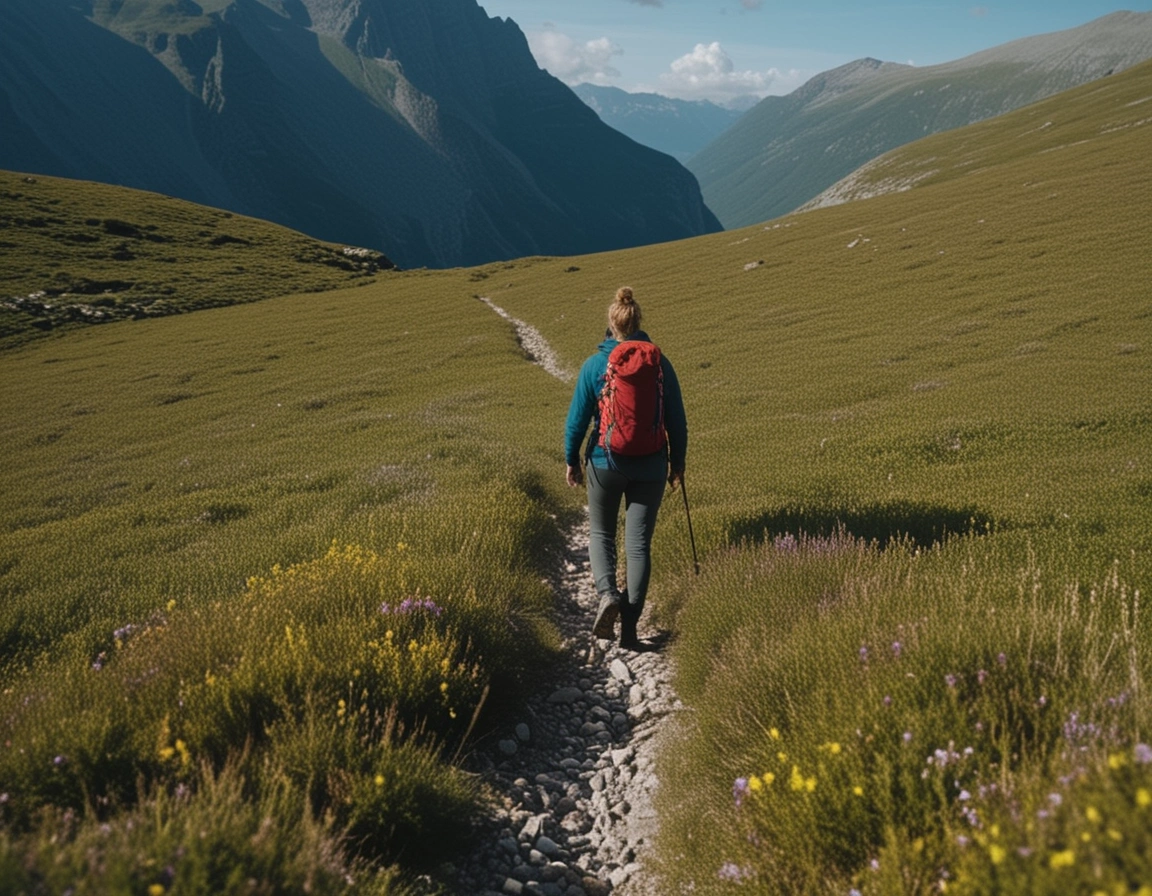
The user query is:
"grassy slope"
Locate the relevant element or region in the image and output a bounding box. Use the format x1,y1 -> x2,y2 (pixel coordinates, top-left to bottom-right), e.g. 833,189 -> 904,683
0,170 -> 390,347
0,56 -> 1149,893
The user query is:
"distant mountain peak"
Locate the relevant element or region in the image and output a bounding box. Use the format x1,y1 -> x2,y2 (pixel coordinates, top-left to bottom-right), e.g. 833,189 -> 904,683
688,11 -> 1152,229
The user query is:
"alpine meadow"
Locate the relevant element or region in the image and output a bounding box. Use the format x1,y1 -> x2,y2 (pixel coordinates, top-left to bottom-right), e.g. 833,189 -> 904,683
1,51 -> 1151,896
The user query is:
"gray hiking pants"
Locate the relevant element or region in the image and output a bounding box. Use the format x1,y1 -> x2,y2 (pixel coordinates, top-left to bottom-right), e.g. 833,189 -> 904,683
586,463 -> 665,615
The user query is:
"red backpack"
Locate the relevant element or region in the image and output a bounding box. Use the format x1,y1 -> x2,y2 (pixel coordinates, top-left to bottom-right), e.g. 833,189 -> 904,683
598,341 -> 666,458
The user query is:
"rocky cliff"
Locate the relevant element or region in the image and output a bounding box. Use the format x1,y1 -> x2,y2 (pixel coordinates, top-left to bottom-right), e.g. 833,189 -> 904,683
0,0 -> 721,268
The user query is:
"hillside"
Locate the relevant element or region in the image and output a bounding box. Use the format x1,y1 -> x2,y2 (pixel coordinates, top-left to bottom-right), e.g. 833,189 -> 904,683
689,10 -> 1152,228
572,83 -> 744,162
1,43 -> 1150,896
0,169 -> 392,346
0,0 -> 720,269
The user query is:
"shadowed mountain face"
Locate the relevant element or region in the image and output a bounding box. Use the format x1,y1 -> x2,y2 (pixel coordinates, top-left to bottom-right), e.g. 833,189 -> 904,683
0,0 -> 721,268
689,11 -> 1152,229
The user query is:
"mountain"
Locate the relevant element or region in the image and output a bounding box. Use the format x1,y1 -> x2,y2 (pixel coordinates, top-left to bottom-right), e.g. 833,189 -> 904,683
0,0 -> 720,269
688,11 -> 1152,229
572,84 -> 744,162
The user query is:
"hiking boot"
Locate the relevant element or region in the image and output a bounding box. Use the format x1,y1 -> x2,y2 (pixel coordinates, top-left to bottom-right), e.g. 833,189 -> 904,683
619,605 -> 642,651
592,593 -> 621,640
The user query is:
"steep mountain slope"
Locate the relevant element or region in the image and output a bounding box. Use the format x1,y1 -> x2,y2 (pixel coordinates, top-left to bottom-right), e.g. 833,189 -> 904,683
689,11 -> 1152,229
572,83 -> 744,162
0,0 -> 720,269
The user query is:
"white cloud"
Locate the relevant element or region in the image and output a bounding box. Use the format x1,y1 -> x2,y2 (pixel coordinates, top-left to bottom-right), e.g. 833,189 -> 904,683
658,42 -> 780,102
526,30 -> 624,85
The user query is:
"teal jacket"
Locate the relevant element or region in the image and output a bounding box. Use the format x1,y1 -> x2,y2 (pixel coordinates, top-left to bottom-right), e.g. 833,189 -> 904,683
564,331 -> 687,479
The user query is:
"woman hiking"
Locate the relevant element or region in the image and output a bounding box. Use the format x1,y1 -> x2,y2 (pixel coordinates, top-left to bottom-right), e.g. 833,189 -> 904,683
564,287 -> 688,650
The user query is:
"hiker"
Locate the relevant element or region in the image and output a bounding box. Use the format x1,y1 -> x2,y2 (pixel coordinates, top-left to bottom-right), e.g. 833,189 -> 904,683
564,287 -> 687,650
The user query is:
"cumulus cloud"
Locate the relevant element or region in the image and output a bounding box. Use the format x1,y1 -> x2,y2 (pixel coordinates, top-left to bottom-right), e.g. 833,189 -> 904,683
526,30 -> 624,85
659,42 -> 780,102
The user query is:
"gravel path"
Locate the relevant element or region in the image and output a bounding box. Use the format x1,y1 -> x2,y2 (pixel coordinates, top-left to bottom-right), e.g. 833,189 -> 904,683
454,522 -> 684,896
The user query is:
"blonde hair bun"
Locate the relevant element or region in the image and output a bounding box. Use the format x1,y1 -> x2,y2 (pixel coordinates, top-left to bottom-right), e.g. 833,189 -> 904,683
608,286 -> 642,338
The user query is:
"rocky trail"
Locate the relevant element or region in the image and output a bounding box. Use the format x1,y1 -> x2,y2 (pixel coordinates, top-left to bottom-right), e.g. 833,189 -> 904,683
454,522 -> 685,896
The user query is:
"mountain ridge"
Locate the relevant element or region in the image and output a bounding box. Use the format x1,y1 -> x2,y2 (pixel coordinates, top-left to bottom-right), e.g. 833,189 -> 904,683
571,83 -> 744,162
0,0 -> 721,269
688,10 -> 1152,229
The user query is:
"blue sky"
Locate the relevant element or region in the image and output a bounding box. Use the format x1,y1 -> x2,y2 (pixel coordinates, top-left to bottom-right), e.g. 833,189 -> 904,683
477,1 -> 1150,103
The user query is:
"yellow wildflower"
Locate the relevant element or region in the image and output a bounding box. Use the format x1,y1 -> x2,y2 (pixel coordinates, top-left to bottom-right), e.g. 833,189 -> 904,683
1085,806 -> 1101,824
748,776 -> 763,793
1081,832 -> 1092,843
1049,849 -> 1075,869
1136,788 -> 1151,808
820,742 -> 842,755
853,785 -> 864,797
1107,829 -> 1123,842
374,774 -> 386,787
989,844 -> 1006,865
790,765 -> 805,792
777,751 -> 788,763
1108,752 -> 1127,770
148,886 -> 165,896
166,599 -> 176,612
159,746 -> 175,761
763,772 -> 775,787
769,727 -> 781,741
440,681 -> 449,693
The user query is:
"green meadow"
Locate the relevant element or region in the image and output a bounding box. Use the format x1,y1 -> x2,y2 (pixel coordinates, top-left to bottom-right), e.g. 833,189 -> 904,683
1,57 -> 1151,894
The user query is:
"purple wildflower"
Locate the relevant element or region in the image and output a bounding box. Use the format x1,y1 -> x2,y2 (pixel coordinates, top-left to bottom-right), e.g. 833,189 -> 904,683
1048,792 -> 1062,806
1134,743 -> 1152,765
859,646 -> 869,663
883,695 -> 892,707
717,862 -> 753,882
733,777 -> 750,808
380,598 -> 444,616
977,669 -> 988,685
945,674 -> 958,689
1038,695 -> 1047,707
997,652 -> 1007,667
53,755 -> 66,767
903,731 -> 913,743
892,641 -> 902,657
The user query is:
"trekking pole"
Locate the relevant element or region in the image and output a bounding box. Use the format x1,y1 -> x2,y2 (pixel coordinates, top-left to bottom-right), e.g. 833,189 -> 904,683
679,472 -> 700,575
